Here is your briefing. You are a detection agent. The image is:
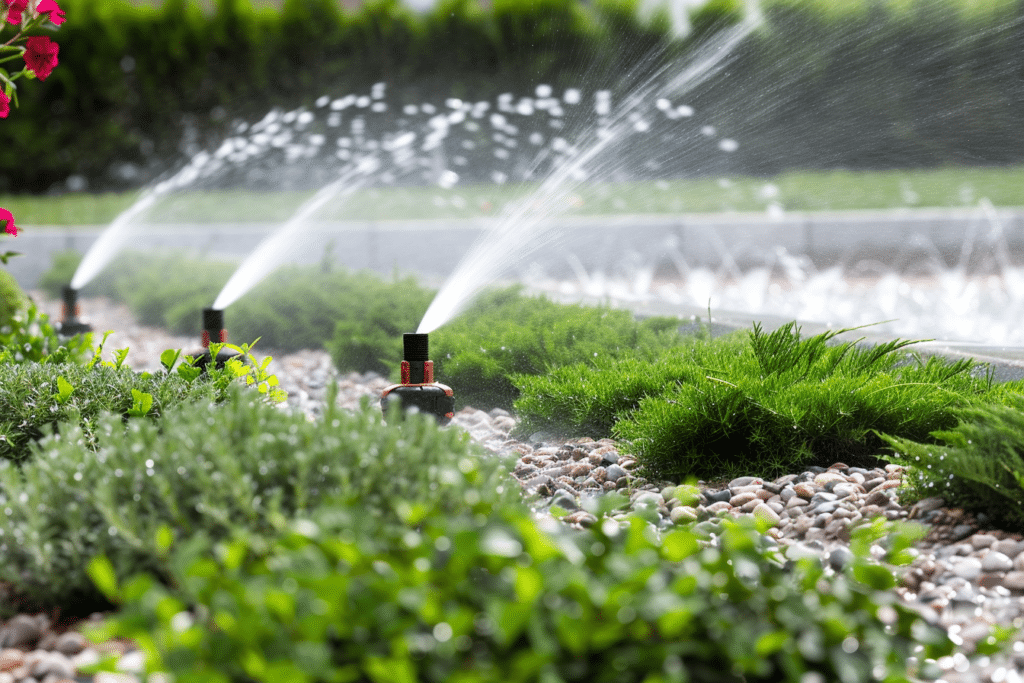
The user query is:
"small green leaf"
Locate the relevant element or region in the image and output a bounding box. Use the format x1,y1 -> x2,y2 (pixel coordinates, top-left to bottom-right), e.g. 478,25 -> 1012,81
128,389 -> 153,418
112,348 -> 130,368
55,375 -> 74,403
86,555 -> 119,602
755,629 -> 790,656
160,348 -> 180,372
155,525 -> 174,553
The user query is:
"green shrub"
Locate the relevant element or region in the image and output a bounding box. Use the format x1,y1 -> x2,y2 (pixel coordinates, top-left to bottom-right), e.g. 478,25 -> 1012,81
880,394 -> 1024,532
514,322 -> 1022,482
0,342 -> 259,463
0,300 -> 92,366
0,269 -> 27,330
68,251 -> 437,359
431,286 -> 686,411
0,382 -> 514,609
85,503 -> 974,683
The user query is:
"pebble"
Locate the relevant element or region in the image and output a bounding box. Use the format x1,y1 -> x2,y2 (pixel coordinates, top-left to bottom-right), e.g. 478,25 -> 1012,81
24,294 -> 1024,683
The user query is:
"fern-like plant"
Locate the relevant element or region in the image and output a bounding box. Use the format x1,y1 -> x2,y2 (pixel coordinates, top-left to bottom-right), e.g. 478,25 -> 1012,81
515,321 -> 1022,483
880,395 -> 1024,531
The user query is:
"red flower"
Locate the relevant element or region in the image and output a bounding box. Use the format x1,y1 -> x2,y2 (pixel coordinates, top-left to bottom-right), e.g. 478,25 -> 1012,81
4,0 -> 28,25
0,209 -> 16,237
35,0 -> 64,25
24,35 -> 58,81
0,90 -> 8,119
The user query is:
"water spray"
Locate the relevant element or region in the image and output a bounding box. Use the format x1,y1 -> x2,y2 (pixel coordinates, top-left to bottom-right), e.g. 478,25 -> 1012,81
380,333 -> 454,425
191,307 -> 241,369
57,285 -> 93,338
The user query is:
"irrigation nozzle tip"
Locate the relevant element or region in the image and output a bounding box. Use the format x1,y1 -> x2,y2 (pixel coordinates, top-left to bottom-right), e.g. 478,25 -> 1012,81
57,285 -> 93,338
192,307 -> 240,369
380,332 -> 455,425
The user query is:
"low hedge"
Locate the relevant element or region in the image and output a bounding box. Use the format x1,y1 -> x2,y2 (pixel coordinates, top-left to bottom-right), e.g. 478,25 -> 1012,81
0,381 -> 512,610
84,501 -> 976,683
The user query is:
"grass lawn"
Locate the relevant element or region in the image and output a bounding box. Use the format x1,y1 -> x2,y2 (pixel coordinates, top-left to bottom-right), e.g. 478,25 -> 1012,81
4,165 -> 1023,226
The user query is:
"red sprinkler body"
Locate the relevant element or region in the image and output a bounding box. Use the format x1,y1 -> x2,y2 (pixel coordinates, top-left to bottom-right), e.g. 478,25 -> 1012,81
57,285 -> 93,338
380,333 -> 455,425
191,307 -> 241,369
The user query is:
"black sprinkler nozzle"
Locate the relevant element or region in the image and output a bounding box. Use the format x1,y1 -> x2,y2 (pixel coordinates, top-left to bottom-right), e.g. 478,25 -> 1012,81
380,332 -> 455,425
191,307 -> 240,370
57,285 -> 93,338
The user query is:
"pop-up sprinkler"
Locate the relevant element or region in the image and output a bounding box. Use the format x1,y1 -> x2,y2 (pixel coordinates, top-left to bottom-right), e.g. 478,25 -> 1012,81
380,333 -> 454,425
57,285 -> 92,338
191,307 -> 241,369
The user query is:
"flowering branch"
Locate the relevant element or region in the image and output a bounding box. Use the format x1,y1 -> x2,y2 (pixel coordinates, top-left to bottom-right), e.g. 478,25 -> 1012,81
0,0 -> 64,240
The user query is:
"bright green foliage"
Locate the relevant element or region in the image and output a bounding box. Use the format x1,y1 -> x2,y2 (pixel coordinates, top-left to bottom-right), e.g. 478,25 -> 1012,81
0,351 -> 241,463
0,270 -> 27,330
880,394 -> 1024,531
431,287 -> 686,411
0,300 -> 92,365
0,384 -> 515,608
321,272 -> 434,376
514,322 -> 1017,482
86,502 -> 959,683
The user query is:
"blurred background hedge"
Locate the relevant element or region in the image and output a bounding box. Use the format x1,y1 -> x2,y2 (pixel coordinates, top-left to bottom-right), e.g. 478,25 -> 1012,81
4,0 -> 1024,194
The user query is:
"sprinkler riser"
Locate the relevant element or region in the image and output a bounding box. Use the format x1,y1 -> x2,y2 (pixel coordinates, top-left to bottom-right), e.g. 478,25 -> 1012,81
57,285 -> 92,338
192,307 -> 240,370
381,333 -> 454,425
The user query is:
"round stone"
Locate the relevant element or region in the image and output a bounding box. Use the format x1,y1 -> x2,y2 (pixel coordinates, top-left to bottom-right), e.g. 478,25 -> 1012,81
813,472 -> 846,486
729,492 -> 759,507
670,506 -> 698,524
828,546 -> 854,571
752,502 -> 780,528
703,489 -> 731,504
981,550 -> 1014,572
793,483 -> 816,499
605,464 -> 628,482
550,489 -> 577,510
951,557 -> 983,581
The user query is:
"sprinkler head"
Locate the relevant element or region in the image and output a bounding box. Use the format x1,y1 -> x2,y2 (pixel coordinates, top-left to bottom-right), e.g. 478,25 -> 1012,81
190,307 -> 241,369
380,332 -> 455,425
57,285 -> 93,338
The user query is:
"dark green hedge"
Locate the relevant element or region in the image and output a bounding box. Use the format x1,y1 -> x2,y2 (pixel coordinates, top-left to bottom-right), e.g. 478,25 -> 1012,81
2,0 -> 686,194
5,0 -> 1024,194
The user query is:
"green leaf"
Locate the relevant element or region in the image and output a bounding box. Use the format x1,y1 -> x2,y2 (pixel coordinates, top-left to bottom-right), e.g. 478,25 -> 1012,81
55,375 -> 74,404
86,555 -> 120,602
128,389 -> 154,418
155,525 -> 174,553
160,349 -> 181,372
365,655 -> 416,683
755,629 -> 790,656
112,348 -> 130,368
851,563 -> 895,590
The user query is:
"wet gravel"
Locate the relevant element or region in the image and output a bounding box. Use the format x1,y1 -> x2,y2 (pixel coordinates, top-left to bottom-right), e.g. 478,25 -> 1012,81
11,293 -> 1024,683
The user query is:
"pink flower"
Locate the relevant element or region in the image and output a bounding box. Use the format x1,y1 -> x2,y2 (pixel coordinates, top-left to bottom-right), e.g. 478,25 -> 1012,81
35,0 -> 63,25
0,209 -> 16,237
4,0 -> 28,25
24,35 -> 58,81
0,90 -> 8,119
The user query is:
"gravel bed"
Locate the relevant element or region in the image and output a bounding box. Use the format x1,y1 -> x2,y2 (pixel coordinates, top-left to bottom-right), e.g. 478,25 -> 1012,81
4,293 -> 1022,683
